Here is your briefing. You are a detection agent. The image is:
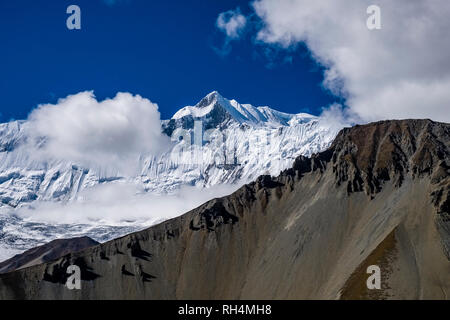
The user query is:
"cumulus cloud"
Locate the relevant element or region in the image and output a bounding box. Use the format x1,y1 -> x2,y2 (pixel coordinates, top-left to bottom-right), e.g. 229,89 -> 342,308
237,0 -> 450,122
26,91 -> 170,173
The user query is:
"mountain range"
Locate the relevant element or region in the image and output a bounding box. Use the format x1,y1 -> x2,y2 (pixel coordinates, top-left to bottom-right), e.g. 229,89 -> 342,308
0,91 -> 337,207
0,119 -> 448,299
0,91 -> 342,261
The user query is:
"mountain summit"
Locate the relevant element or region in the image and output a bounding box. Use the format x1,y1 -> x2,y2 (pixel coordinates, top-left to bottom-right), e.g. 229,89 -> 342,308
165,91 -> 315,134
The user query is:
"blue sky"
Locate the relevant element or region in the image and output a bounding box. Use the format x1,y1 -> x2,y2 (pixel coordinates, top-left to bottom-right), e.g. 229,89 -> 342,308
0,0 -> 337,121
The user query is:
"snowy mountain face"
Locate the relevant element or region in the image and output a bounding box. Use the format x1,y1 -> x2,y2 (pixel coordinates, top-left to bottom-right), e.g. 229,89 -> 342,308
0,91 -> 342,260
157,92 -> 334,191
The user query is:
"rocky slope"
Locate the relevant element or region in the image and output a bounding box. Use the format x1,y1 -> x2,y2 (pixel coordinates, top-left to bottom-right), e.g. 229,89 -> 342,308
0,119 -> 448,299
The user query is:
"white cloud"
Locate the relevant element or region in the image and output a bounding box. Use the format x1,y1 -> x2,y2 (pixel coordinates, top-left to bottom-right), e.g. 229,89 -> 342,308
243,0 -> 450,122
216,8 -> 247,39
14,181 -> 240,226
26,91 -> 170,173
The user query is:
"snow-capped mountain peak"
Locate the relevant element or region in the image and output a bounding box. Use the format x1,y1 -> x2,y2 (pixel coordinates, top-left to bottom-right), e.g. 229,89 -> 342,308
171,91 -> 313,128
172,90 -> 255,125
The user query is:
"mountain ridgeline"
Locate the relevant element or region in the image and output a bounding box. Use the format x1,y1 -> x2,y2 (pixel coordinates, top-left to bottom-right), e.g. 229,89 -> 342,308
0,119 -> 448,299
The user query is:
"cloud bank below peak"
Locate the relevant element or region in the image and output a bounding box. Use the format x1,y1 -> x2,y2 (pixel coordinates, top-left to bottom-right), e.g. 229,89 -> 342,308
218,0 -> 450,123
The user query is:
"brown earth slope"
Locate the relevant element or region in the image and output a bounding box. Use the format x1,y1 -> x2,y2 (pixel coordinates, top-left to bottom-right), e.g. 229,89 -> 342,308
0,119 -> 448,299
